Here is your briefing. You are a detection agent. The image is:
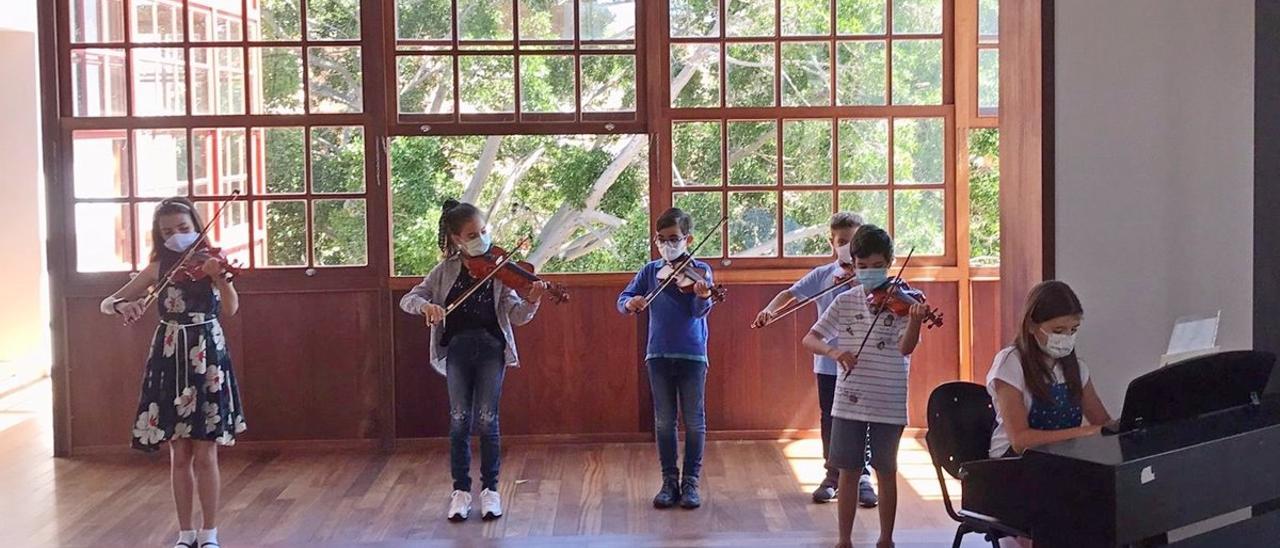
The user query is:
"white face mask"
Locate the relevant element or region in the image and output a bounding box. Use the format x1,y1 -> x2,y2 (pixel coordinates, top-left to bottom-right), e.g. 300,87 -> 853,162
461,232 -> 492,256
835,243 -> 852,265
658,239 -> 688,262
164,232 -> 200,253
1038,329 -> 1077,359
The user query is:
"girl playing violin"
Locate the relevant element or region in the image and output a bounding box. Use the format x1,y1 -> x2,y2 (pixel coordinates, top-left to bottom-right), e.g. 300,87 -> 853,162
99,197 -> 245,548
801,224 -> 926,548
399,199 -> 547,523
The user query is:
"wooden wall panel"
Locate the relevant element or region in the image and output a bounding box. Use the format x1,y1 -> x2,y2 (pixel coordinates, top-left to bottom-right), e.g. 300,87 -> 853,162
905,282 -> 962,425
970,279 -> 1004,383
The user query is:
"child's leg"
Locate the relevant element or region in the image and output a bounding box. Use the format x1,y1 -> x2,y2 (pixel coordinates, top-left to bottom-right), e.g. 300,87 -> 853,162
835,468 -> 859,546
866,423 -> 905,546
473,339 -> 506,492
445,344 -> 479,492
645,359 -> 680,479
827,418 -> 871,546
192,440 -> 221,529
815,374 -> 840,487
676,360 -> 708,480
169,439 -> 196,530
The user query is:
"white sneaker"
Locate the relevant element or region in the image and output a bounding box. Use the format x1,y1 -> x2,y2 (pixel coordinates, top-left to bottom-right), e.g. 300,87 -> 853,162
480,488 -> 503,520
447,490 -> 472,522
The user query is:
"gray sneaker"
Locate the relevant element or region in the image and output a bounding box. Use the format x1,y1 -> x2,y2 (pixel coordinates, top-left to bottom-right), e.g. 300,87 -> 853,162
858,475 -> 878,508
811,478 -> 838,503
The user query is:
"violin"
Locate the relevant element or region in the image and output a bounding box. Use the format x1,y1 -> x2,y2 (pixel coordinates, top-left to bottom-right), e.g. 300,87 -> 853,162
656,257 -> 727,303
174,246 -> 242,283
463,244 -> 569,304
865,279 -> 943,329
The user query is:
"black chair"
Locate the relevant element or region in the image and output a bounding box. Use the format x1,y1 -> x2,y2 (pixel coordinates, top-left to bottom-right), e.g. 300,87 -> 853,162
925,381 -> 1028,548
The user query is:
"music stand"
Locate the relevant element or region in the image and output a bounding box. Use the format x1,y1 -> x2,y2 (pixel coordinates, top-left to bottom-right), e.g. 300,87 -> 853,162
1111,350 -> 1276,434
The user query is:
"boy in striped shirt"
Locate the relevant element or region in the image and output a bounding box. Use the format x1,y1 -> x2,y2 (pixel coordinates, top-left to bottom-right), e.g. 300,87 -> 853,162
801,225 -> 926,548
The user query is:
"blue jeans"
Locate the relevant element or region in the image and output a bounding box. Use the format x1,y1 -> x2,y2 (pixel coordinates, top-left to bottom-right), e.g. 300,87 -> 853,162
446,330 -> 506,492
646,358 -> 708,480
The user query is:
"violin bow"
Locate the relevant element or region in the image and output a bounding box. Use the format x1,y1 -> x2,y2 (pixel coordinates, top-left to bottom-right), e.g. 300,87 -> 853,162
441,236 -> 531,318
132,192 -> 241,321
753,269 -> 856,329
641,215 -> 729,306
842,246 -> 915,381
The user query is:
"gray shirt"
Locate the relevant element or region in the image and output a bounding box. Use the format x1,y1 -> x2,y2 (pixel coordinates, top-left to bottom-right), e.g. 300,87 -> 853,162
399,255 -> 541,376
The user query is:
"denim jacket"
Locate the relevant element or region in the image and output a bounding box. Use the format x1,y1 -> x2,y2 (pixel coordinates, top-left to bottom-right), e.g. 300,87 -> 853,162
399,255 -> 541,376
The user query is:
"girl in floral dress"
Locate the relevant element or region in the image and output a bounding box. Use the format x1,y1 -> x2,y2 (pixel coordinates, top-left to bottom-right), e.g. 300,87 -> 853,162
101,198 -> 246,548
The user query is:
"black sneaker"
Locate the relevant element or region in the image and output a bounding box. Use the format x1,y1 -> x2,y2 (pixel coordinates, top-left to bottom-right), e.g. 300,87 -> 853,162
811,477 -> 838,503
653,477 -> 681,509
858,474 -> 879,508
679,477 -> 701,509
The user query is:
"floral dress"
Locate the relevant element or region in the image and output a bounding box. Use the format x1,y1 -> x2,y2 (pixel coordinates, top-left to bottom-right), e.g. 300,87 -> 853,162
131,252 -> 246,452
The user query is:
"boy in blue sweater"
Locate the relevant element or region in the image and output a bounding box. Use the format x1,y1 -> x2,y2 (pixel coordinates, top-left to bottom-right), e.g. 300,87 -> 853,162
618,208 -> 716,510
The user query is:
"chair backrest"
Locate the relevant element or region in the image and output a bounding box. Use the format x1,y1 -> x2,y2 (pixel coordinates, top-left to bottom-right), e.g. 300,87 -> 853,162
925,381 -> 997,479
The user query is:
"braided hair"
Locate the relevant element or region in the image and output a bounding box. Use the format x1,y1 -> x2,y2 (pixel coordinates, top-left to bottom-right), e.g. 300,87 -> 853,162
438,199 -> 483,258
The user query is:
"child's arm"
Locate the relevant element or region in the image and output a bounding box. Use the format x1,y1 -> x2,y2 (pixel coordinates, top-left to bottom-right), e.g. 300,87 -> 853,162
502,284 -> 543,326
1080,380 -> 1114,426
753,289 -> 797,327
400,268 -> 446,325
898,303 -> 927,355
617,265 -> 650,314
803,296 -> 857,372
689,264 -> 714,318
992,380 -> 1103,454
100,262 -> 160,323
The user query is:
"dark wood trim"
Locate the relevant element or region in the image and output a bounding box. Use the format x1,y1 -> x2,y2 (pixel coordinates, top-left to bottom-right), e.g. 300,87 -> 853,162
1257,0 -> 1280,356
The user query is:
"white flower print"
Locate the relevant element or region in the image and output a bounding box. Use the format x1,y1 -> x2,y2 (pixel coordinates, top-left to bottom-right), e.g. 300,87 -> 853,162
217,431 -> 236,446
173,386 -> 197,417
203,402 -> 221,431
173,422 -> 193,439
210,321 -> 226,352
162,324 -> 179,358
233,415 -> 247,434
163,287 -> 186,314
189,336 -> 208,374
132,403 -> 165,446
204,365 -> 225,393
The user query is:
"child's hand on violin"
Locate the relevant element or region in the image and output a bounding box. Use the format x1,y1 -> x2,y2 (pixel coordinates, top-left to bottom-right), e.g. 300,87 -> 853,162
201,257 -> 227,280
827,348 -> 858,373
527,281 -> 548,302
625,295 -> 648,313
117,300 -> 145,325
420,303 -> 446,326
693,281 -> 712,299
752,308 -> 775,328
908,303 -> 929,323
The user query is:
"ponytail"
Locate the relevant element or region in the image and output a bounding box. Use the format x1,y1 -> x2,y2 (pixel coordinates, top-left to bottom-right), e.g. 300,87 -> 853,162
438,199 -> 481,258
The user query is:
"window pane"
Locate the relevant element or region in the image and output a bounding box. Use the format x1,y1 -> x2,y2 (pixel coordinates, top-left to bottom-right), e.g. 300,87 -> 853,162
673,192 -> 723,258
313,199 -> 368,266
783,119 -> 832,186
836,40 -> 886,105
72,0 -> 125,43
251,47 -> 304,114
891,39 -> 942,105
521,55 -> 575,113
194,201 -> 250,268
727,121 -> 776,186
71,49 -> 128,117
782,43 -> 830,107
191,47 -> 245,116
133,129 -> 188,197
839,118 -> 888,185
894,189 -> 944,255
76,202 -> 132,272
978,48 -> 999,115
73,131 -> 129,198
669,0 -> 718,38
670,44 -> 720,108
308,0 -> 362,40
132,48 -> 187,116
397,55 -> 454,114
968,128 -> 1000,266
580,0 -> 635,42
459,56 -> 515,114
781,0 -> 830,36
726,43 -> 775,107
837,189 -> 888,227
672,121 -> 721,187
893,117 -> 944,184
837,0 -> 885,35
518,0 -> 571,42
133,201 -> 159,266
783,191 -> 833,256
308,47 -> 364,113
311,127 -> 366,194
979,0 -> 999,43
193,128 -> 247,196
253,127 -> 305,194
252,0 -> 301,40
892,0 -> 942,34
132,0 -> 183,42
389,134 -> 650,276
728,191 -> 777,257
191,7 -> 244,42
256,200 -> 308,267
581,55 -> 636,112
726,0 -> 774,37
459,0 -> 514,41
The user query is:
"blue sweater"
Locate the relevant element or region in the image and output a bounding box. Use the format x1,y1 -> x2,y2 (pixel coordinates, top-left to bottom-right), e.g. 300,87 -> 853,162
617,259 -> 715,362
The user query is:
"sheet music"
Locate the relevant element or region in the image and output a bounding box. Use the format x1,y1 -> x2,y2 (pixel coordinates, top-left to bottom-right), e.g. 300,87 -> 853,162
1166,311 -> 1220,355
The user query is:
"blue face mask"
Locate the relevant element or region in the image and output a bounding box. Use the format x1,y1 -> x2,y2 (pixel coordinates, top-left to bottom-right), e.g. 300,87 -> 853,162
462,231 -> 492,256
856,268 -> 889,289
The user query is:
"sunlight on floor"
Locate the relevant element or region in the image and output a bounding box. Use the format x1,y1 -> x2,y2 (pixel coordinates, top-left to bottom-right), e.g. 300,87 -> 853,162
0,377 -> 51,443
782,435 -> 962,502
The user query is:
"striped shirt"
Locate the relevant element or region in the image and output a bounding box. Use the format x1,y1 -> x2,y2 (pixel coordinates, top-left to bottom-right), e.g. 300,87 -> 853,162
810,286 -> 911,425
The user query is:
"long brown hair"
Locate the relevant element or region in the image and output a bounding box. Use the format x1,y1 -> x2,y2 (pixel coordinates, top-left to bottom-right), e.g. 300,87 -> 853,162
1014,280 -> 1085,405
437,199 -> 482,258
150,197 -> 206,262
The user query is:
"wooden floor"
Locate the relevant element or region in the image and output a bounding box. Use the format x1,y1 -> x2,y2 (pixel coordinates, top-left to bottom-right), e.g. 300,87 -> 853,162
1,380 -> 991,547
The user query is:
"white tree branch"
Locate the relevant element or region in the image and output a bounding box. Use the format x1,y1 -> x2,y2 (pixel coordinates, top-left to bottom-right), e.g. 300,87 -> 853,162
462,136 -> 503,204
738,224 -> 827,257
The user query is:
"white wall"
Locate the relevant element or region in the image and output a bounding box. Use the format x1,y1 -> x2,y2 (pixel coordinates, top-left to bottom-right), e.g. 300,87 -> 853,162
1055,0 -> 1254,411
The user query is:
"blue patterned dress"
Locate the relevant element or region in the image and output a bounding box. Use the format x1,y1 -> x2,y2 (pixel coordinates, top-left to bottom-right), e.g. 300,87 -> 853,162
131,251 -> 247,452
